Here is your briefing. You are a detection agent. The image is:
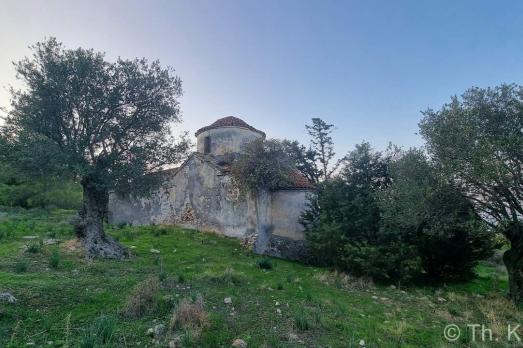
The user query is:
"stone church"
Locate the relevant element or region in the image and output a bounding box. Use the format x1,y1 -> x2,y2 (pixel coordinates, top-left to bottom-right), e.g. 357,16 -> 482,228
108,116 -> 314,260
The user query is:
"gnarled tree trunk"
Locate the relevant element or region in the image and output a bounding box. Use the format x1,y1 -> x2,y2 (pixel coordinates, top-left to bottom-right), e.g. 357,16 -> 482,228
73,180 -> 128,259
503,222 -> 523,305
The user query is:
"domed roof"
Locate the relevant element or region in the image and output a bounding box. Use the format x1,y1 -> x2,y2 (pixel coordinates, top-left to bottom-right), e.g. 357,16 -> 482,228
195,116 -> 265,137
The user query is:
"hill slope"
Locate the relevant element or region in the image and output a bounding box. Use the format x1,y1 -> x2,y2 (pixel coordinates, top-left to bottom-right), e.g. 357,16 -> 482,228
0,209 -> 517,347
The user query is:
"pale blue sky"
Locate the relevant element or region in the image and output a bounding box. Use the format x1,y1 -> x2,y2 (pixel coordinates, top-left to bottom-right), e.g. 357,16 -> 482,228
1,0 -> 522,156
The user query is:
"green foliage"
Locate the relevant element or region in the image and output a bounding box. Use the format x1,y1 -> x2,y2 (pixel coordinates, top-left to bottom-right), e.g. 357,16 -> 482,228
256,257 -> 273,270
294,308 -> 311,331
0,163 -> 82,209
14,260 -> 28,273
80,315 -> 116,347
230,139 -> 294,192
49,249 -> 61,269
26,242 -> 42,254
419,84 -> 522,229
306,118 -> 337,181
0,208 -> 515,347
281,139 -> 320,184
302,144 -> 495,283
380,149 -> 497,279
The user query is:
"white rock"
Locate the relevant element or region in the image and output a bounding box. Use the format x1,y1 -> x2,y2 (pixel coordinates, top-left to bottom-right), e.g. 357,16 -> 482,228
275,301 -> 280,306
153,324 -> 165,337
437,297 -> 447,303
231,338 -> 247,348
150,248 -> 160,254
44,239 -> 60,245
276,308 -> 282,315
359,339 -> 365,347
371,296 -> 378,300
0,292 -> 17,304
146,328 -> 154,337
224,297 -> 232,304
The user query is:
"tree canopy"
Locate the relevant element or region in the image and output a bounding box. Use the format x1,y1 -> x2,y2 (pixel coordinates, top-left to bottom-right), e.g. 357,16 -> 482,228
0,38 -> 190,258
420,84 -> 523,302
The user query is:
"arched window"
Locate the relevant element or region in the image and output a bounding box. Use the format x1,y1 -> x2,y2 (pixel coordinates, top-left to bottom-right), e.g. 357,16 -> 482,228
204,136 -> 211,154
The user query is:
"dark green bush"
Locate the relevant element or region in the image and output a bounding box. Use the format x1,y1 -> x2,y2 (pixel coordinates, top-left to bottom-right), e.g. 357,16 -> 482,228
0,163 -> 82,209
49,249 -> 61,269
256,257 -> 273,270
302,145 -> 496,283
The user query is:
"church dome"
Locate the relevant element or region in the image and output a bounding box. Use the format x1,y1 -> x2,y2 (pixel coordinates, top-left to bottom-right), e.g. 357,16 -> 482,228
195,116 -> 266,156
195,116 -> 265,137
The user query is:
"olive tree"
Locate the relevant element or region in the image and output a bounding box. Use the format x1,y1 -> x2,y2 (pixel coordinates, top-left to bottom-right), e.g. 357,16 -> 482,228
420,84 -> 523,302
0,38 -> 189,258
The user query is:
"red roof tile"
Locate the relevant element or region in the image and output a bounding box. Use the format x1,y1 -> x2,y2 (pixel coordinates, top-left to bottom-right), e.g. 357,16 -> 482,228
195,116 -> 266,137
286,170 -> 315,190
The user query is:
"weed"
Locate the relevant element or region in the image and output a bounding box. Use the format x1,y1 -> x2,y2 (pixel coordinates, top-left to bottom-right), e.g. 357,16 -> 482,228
79,315 -> 116,348
121,277 -> 160,318
207,267 -> 244,285
170,295 -> 209,330
294,309 -> 311,331
257,257 -> 273,270
181,330 -> 194,347
49,249 -> 61,269
14,260 -> 28,273
26,242 -> 41,254
159,271 -> 168,282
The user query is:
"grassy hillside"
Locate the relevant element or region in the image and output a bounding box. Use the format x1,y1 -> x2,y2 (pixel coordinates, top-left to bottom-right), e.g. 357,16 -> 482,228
0,209 -> 518,347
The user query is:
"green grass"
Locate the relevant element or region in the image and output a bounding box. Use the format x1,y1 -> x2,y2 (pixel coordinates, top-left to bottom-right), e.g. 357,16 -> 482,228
0,208 -> 518,347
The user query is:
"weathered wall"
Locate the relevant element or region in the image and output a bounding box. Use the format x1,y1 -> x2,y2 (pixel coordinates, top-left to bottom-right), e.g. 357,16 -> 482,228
270,190 -> 309,240
108,153 -> 313,261
108,154 -> 258,238
196,127 -> 264,156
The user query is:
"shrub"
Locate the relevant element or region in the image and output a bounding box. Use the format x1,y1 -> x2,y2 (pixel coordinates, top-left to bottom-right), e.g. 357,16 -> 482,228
230,139 -> 294,193
80,315 -> 116,348
380,150 -> 496,280
14,260 -> 28,273
26,242 -> 42,254
256,257 -> 273,270
121,277 -> 160,318
302,145 -> 495,284
294,309 -> 311,331
49,250 -> 61,269
170,295 -> 209,331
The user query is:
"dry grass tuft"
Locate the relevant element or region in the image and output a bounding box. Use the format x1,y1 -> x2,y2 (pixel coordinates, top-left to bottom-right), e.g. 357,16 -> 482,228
316,271 -> 374,291
170,295 -> 209,331
120,277 -> 160,318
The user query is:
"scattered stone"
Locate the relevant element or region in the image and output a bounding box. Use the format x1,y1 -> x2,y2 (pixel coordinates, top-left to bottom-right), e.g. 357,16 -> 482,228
437,297 -> 447,303
276,308 -> 282,315
288,333 -> 299,341
232,338 -> 247,348
129,245 -> 136,249
371,296 -> 378,300
150,248 -> 160,254
0,292 -> 17,304
400,290 -> 406,294
22,236 -> 38,240
224,297 -> 232,304
389,285 -> 396,290
359,339 -> 365,347
275,301 -> 280,306
153,324 -> 165,337
146,328 -> 154,337
44,239 -> 60,245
